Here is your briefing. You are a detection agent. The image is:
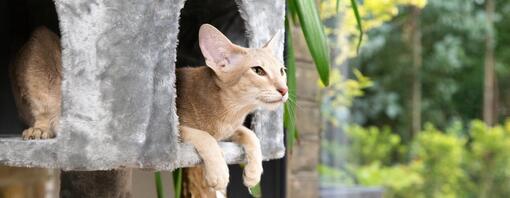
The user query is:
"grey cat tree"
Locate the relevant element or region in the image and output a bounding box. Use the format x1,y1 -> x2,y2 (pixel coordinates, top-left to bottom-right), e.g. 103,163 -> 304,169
0,0 -> 285,196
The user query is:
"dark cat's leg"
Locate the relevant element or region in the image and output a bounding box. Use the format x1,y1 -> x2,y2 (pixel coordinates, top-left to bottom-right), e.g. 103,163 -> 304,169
22,116 -> 54,140
180,126 -> 229,196
21,89 -> 56,140
11,27 -> 61,140
231,126 -> 263,188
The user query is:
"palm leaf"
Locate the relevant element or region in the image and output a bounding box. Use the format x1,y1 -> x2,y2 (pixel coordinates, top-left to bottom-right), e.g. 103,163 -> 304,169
155,171 -> 165,198
173,168 -> 183,198
249,184 -> 262,198
289,0 -> 331,86
350,0 -> 363,53
287,0 -> 299,25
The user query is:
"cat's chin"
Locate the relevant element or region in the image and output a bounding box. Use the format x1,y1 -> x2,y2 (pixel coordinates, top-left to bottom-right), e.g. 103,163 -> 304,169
258,99 -> 285,110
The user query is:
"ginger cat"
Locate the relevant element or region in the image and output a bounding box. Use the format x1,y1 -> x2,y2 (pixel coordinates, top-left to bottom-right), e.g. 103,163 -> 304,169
177,24 -> 287,197
10,26 -> 61,140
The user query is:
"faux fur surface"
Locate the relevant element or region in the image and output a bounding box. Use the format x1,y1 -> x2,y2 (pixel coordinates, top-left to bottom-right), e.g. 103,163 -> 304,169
0,0 -> 285,170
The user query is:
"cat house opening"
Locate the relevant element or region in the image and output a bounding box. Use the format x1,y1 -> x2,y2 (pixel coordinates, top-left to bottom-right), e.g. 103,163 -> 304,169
1,0 -> 61,136
176,0 -> 253,127
176,0 -> 248,67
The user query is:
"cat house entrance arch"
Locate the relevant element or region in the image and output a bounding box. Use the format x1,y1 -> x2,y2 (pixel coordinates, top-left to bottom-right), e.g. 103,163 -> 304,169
0,0 -> 285,171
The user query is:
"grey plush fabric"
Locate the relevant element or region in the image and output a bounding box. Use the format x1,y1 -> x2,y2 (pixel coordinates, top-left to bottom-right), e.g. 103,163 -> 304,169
0,0 -> 285,170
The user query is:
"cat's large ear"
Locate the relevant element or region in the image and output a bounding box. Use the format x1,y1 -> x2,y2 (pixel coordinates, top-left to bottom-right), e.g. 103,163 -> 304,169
199,24 -> 246,72
263,30 -> 282,56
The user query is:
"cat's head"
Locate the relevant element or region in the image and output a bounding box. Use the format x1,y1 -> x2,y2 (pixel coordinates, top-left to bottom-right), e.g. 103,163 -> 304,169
199,24 -> 288,110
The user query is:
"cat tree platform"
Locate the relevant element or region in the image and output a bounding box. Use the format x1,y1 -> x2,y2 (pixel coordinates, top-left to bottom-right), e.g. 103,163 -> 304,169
0,0 -> 285,171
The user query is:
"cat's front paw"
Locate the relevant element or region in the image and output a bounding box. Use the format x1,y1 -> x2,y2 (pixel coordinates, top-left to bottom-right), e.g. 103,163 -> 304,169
204,162 -> 230,190
22,127 -> 54,140
243,162 -> 263,188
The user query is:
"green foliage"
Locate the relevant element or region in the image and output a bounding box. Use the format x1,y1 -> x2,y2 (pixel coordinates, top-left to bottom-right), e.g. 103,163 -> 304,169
465,120 -> 510,198
349,0 -> 510,140
345,125 -> 400,165
173,169 -> 182,198
320,120 -> 510,198
320,1 -> 510,198
321,69 -> 373,108
412,124 -> 466,198
350,0 -> 494,140
288,0 -> 331,86
350,0 -> 363,53
321,69 -> 373,128
320,0 -> 426,61
318,164 -> 356,185
354,162 -> 422,198
249,184 -> 262,198
155,171 -> 165,198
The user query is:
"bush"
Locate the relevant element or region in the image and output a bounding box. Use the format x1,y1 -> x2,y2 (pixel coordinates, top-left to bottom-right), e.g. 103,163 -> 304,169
346,125 -> 401,165
355,162 -> 422,198
465,120 -> 510,198
320,120 -> 510,198
411,124 -> 466,198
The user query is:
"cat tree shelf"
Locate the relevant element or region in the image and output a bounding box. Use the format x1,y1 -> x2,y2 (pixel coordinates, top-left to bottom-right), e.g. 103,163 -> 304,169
0,138 -> 284,170
0,0 -> 285,171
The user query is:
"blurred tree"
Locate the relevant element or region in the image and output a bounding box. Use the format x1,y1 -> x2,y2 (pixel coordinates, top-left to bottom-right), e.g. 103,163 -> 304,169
351,0 -> 493,141
407,6 -> 423,137
319,0 -> 425,178
319,0 -> 510,197
495,1 -> 510,118
483,0 -> 496,126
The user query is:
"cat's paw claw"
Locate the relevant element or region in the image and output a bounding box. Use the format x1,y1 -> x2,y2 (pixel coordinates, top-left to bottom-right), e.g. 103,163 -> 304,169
205,164 -> 230,190
243,163 -> 262,188
22,127 -> 53,140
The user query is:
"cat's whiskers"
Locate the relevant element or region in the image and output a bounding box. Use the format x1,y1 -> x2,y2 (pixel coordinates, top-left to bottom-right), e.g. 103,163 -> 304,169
285,97 -> 303,111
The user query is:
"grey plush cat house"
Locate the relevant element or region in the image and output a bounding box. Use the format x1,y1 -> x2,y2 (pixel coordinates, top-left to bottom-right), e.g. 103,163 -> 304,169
0,0 -> 285,170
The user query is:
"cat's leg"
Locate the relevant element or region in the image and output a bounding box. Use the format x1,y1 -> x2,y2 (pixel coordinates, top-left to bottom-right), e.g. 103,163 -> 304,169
180,126 -> 229,191
232,126 -> 263,188
21,89 -> 56,140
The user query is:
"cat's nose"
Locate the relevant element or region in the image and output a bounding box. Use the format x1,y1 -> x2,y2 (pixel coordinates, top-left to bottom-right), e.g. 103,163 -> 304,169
277,87 -> 288,96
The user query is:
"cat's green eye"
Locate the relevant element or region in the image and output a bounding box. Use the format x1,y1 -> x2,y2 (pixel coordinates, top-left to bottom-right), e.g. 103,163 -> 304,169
280,67 -> 286,76
251,66 -> 266,76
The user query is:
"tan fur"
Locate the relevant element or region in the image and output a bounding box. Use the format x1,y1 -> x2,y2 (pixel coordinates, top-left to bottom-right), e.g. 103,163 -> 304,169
178,24 -> 287,197
10,26 -> 61,140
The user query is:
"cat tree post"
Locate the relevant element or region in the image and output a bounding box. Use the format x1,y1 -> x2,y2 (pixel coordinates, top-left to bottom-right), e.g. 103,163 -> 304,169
60,170 -> 132,198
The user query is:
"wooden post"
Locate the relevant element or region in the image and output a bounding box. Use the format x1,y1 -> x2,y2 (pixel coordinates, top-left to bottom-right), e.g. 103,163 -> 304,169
60,170 -> 132,198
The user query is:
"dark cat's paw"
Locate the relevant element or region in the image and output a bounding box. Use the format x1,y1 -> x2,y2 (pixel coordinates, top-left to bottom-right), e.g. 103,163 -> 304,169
22,127 -> 54,140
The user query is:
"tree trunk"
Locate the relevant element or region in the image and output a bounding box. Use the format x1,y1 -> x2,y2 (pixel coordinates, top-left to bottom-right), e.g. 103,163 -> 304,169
410,7 -> 422,137
483,0 -> 496,126
60,170 -> 132,198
